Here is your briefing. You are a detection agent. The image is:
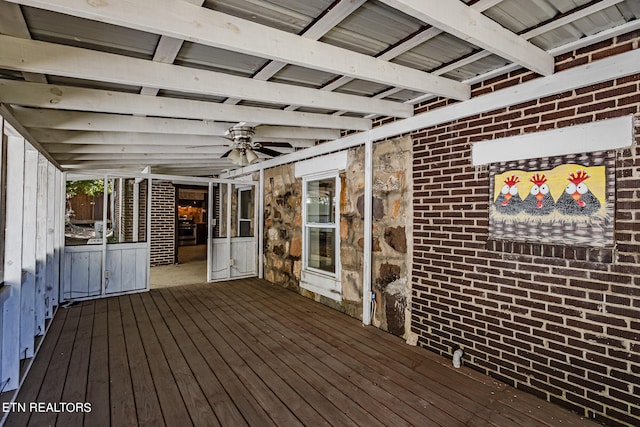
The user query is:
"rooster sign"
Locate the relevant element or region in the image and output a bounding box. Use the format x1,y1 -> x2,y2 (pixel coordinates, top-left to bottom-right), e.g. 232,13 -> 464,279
492,164 -> 606,220
555,170 -> 601,215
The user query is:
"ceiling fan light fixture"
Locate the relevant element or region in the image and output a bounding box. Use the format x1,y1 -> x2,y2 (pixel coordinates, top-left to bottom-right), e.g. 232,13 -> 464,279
245,148 -> 260,165
228,147 -> 242,164
227,126 -> 255,143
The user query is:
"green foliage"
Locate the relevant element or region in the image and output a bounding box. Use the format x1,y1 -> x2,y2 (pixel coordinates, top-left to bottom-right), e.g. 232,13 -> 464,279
66,179 -> 112,197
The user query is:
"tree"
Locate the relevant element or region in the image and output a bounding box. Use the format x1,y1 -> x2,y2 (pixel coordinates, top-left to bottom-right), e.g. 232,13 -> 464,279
65,179 -> 108,197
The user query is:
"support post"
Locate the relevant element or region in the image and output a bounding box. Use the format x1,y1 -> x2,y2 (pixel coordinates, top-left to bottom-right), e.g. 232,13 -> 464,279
362,133 -> 373,325
258,169 -> 264,279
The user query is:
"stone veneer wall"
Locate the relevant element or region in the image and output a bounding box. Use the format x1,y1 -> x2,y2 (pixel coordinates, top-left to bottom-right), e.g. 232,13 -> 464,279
263,164 -> 302,291
262,136 -> 413,339
150,180 -> 175,266
370,137 -> 413,338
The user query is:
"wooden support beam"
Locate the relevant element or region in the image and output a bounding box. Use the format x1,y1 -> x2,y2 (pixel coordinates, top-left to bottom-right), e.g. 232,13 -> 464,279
0,0 -> 47,83
6,0 -> 470,100
223,47 -> 640,178
0,79 -> 372,130
0,35 -> 413,118
380,0 -> 554,76
12,108 -> 339,140
42,144 -> 232,155
225,0 -> 366,105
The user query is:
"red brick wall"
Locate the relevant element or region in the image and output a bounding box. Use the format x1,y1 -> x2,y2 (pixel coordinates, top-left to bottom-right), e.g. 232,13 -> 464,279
411,31 -> 640,427
150,180 -> 175,266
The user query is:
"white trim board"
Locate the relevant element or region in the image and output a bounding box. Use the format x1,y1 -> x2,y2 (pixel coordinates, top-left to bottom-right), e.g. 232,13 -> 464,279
472,116 -> 635,166
294,151 -> 348,178
223,48 -> 640,179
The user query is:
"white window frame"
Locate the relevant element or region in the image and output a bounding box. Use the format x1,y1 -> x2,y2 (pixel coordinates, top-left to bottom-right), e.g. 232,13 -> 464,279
302,171 -> 340,276
295,151 -> 348,302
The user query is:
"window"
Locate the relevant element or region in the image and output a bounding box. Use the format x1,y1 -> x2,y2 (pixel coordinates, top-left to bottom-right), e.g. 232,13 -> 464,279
295,151 -> 346,301
238,187 -> 253,237
304,177 -> 337,274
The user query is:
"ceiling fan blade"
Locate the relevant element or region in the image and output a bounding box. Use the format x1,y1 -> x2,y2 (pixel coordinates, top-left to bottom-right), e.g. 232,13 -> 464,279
220,149 -> 232,158
255,147 -> 283,157
258,141 -> 293,148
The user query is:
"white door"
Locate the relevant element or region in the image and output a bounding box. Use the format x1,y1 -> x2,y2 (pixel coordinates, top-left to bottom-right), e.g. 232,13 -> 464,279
208,181 -> 258,282
62,176 -> 150,301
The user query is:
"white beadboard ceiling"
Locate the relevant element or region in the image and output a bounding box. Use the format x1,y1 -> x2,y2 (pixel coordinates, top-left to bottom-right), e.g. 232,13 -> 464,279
0,0 -> 638,176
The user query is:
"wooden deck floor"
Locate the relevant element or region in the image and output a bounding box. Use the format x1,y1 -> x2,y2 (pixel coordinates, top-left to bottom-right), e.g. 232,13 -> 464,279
4,278 -> 597,427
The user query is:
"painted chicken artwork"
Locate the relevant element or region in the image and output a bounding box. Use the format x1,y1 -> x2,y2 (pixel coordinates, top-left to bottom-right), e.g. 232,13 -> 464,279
494,174 -> 523,215
522,173 -> 554,215
555,170 -> 601,215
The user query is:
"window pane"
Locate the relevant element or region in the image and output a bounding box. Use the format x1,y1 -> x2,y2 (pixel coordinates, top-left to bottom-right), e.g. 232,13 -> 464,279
307,227 -> 335,273
111,178 -> 148,244
240,189 -> 251,219
239,220 -> 251,237
65,179 -> 107,246
306,178 -> 335,223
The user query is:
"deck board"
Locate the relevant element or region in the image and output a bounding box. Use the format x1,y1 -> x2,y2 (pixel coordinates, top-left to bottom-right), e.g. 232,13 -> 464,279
3,307 -> 68,427
128,293 -> 192,426
57,302 -> 94,427
179,285 -> 376,427
83,298 -> 110,427
4,278 -> 599,427
156,289 -> 275,427
107,297 -> 137,427
149,290 -> 246,426
119,296 -> 165,427
139,292 -> 219,426
175,285 -> 326,426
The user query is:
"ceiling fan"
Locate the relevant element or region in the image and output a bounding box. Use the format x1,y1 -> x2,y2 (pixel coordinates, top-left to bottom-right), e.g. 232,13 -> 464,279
222,126 -> 288,166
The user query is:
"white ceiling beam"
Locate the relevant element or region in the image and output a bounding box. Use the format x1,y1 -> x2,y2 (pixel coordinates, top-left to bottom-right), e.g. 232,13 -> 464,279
13,107 -> 234,135
223,46 -> 640,179
60,161 -> 234,171
254,125 -> 338,140
0,103 -> 61,167
0,79 -> 372,130
0,0 -> 47,83
380,0 -> 553,76
225,0 -> 366,104
27,128 -> 317,150
151,167 -> 220,175
58,155 -> 234,163
54,153 -> 233,161
42,144 -> 230,154
6,0 -> 470,100
43,143 -> 295,155
374,0 -> 630,110
138,35 -> 184,97
61,159 -> 232,166
12,107 -> 339,140
29,129 -> 229,145
0,35 -> 412,118
286,0 -> 502,112
140,0 -> 205,96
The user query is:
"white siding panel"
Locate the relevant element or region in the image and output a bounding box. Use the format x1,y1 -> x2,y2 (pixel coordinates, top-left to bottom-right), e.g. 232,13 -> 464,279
20,147 -> 38,359
34,154 -> 48,335
1,135 -> 25,391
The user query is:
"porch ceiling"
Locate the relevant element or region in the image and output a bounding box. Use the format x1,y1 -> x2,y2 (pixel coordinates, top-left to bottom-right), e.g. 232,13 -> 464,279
0,0 -> 638,176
